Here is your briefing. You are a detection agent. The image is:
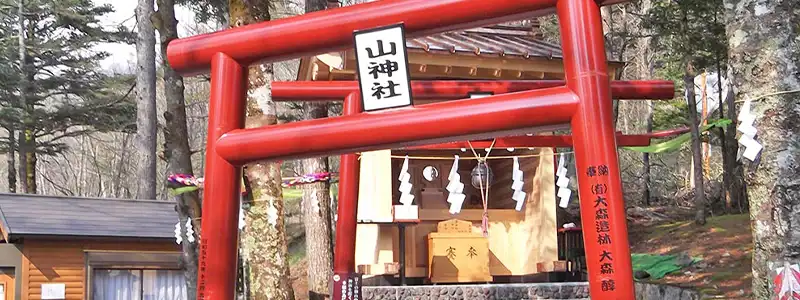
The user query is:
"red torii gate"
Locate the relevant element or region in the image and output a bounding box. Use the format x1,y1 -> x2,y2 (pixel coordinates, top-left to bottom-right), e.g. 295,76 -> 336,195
167,0 -> 666,299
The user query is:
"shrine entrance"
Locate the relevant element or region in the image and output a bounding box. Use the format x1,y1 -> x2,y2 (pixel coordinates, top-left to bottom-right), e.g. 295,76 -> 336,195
166,0 -> 672,299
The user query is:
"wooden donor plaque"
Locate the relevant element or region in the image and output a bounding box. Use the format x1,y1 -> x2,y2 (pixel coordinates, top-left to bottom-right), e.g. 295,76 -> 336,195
331,272 -> 362,300
427,219 -> 492,283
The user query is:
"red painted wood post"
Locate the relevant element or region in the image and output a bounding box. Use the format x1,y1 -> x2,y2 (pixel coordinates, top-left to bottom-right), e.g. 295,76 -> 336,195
332,92 -> 364,299
197,53 -> 247,300
558,0 -> 635,298
334,92 -> 363,274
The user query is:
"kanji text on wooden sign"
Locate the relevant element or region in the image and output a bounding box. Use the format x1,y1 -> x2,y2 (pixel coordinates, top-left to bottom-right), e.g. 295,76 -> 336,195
331,272 -> 362,300
353,24 -> 413,111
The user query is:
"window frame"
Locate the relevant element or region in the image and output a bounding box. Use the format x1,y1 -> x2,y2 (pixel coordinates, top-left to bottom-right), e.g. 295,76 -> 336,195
84,251 -> 184,300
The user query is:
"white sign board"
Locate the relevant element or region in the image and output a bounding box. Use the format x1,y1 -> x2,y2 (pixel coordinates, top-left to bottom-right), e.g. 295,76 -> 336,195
41,283 -> 65,299
353,24 -> 413,112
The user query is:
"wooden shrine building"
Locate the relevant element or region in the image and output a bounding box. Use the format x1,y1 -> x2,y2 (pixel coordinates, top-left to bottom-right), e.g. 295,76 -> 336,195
296,24 -> 624,284
0,194 -> 185,300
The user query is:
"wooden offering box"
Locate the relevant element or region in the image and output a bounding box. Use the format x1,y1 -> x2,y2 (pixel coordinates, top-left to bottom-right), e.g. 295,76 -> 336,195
427,219 -> 492,283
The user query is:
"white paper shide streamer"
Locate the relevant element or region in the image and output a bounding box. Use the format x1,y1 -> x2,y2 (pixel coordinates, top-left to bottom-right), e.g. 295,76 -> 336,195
511,157 -> 526,211
394,155 -> 419,220
185,218 -> 195,243
446,155 -> 466,214
737,99 -> 762,161
556,154 -> 572,208
174,219 -> 196,244
398,155 -> 414,205
238,205 -> 245,230
174,222 -> 183,245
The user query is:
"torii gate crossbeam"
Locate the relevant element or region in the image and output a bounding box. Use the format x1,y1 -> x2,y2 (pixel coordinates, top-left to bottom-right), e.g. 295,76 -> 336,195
168,0 -> 641,299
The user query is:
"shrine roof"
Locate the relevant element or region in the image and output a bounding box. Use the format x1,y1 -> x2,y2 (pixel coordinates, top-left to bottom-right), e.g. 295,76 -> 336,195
405,24 -> 566,59
0,193 -> 179,241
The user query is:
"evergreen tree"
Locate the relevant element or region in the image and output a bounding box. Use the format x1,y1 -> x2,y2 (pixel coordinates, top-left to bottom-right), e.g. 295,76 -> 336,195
643,0 -> 731,223
0,0 -> 136,194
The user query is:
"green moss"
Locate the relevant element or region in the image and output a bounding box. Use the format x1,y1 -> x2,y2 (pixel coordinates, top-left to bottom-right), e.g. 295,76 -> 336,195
709,271 -> 741,281
283,187 -> 303,199
288,237 -> 307,265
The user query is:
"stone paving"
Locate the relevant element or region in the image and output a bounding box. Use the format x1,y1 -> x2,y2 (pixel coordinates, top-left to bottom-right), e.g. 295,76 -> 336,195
361,282 -> 698,300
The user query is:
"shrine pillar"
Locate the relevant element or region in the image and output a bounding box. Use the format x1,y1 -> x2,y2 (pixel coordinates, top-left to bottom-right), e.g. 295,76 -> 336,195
557,0 -> 635,298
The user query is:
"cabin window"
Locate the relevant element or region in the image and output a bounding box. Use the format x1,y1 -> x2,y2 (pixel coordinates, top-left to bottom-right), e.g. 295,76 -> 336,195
86,251 -> 186,300
91,269 -> 186,300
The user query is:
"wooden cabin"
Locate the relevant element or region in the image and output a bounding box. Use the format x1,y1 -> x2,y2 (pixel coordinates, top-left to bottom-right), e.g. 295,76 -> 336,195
0,194 -> 185,300
297,24 -> 623,284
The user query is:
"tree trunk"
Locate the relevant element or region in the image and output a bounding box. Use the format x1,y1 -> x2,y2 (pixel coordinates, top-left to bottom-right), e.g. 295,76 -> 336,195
154,0 -> 200,298
719,79 -> 732,213
300,160 -> 332,300
642,101 -> 653,206
725,0 -> 800,298
23,134 -> 35,193
637,3 -> 653,206
724,71 -> 746,212
301,1 -> 334,299
7,128 -> 15,193
713,7 -> 734,213
175,195 -> 199,299
17,0 -> 35,194
135,0 -> 157,199
231,1 -> 295,299
684,61 -> 706,226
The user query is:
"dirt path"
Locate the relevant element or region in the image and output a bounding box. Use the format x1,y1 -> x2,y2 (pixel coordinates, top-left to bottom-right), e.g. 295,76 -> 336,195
628,212 -> 753,299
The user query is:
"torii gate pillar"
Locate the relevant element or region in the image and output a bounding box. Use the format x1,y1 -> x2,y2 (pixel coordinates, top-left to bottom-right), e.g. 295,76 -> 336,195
558,0 -> 634,297
168,0 -> 640,299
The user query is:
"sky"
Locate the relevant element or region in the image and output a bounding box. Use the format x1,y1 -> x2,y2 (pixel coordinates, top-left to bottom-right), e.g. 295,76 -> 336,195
94,1 -> 201,71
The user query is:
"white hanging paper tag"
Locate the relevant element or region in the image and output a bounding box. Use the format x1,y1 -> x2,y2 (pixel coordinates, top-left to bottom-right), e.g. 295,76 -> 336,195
737,122 -> 758,138
185,219 -> 195,243
400,155 -> 409,173
446,191 -> 465,204
738,134 -> 755,146
238,206 -> 245,230
556,176 -> 570,188
739,112 -> 756,125
399,193 -> 415,205
448,173 -> 461,184
174,222 -> 182,245
511,180 -> 524,191
737,99 -> 752,121
558,187 -> 572,199
739,135 -> 763,161
515,197 -> 525,211
448,194 -> 466,214
557,167 -> 568,177
399,171 -> 410,183
512,190 -> 527,202
558,189 -> 572,208
446,181 -> 464,194
399,181 -> 413,194
397,181 -> 413,194
742,143 -> 763,161
448,156 -> 460,180
513,169 -> 523,181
